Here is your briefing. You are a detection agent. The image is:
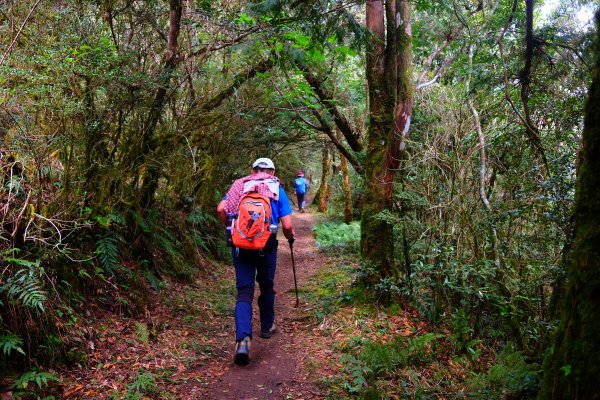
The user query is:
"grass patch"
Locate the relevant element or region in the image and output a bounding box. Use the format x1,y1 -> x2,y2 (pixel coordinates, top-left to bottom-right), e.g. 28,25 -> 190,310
313,221 -> 360,254
303,262 -> 360,320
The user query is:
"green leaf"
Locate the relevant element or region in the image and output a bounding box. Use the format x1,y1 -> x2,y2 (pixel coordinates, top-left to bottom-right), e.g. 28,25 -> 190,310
0,334 -> 26,356
5,258 -> 40,268
560,364 -> 572,376
334,45 -> 357,57
237,12 -> 256,25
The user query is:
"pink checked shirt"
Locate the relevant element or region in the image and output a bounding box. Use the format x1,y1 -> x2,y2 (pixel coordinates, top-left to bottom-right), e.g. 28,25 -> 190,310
223,173 -> 279,214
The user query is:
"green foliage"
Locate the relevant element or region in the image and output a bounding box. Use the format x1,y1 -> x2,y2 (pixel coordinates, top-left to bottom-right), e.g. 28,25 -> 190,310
467,347 -> 540,399
0,333 -> 26,356
96,233 -> 124,275
340,354 -> 372,394
448,309 -> 481,360
125,370 -> 157,398
12,370 -> 60,390
340,333 -> 445,396
1,261 -> 47,312
305,264 -> 358,320
187,208 -> 228,259
134,322 -> 149,344
313,221 -> 360,254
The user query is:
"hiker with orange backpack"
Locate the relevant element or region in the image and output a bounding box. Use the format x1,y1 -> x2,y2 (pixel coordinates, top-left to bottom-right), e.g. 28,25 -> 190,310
216,157 -> 295,366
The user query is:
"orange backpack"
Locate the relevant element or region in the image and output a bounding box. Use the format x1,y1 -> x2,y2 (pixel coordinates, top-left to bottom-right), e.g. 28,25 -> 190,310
232,192 -> 273,250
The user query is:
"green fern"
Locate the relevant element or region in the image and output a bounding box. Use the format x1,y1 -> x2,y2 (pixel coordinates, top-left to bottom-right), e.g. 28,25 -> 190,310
109,211 -> 127,226
13,370 -> 60,390
134,322 -> 149,344
313,221 -> 361,253
187,209 -> 224,255
4,257 -> 39,268
191,232 -> 210,253
0,334 -> 26,356
187,209 -> 219,226
144,270 -> 163,292
127,371 -> 156,395
154,229 -> 181,259
1,263 -> 46,312
96,233 -> 124,274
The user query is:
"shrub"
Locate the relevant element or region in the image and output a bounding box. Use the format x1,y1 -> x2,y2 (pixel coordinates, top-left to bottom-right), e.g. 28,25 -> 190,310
313,221 -> 360,254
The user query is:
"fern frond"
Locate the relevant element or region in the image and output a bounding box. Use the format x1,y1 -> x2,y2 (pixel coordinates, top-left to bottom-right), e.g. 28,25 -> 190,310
96,234 -> 124,274
0,334 -> 26,356
134,322 -> 149,344
187,209 -> 219,226
109,211 -> 126,226
1,264 -> 46,312
154,229 -> 182,259
192,232 -> 210,253
13,370 -> 60,390
144,270 -> 162,292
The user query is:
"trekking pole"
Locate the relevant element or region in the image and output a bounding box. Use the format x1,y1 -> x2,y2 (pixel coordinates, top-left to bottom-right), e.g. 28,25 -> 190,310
289,238 -> 299,308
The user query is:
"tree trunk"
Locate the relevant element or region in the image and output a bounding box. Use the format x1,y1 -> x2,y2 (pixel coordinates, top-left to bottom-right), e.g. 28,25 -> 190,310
538,13 -> 600,399
361,0 -> 413,282
520,0 -> 548,171
313,143 -> 331,212
139,0 -> 183,209
339,130 -> 353,224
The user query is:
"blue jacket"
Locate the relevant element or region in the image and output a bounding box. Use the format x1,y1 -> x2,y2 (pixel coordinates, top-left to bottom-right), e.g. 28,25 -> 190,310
294,177 -> 308,194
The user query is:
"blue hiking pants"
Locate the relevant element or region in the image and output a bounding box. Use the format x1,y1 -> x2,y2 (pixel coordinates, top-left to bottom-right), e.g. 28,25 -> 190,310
296,192 -> 306,210
232,245 -> 277,341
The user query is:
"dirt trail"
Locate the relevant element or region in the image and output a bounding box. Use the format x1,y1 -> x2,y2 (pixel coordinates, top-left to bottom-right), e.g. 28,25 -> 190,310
196,211 -> 328,399
53,211 -> 330,400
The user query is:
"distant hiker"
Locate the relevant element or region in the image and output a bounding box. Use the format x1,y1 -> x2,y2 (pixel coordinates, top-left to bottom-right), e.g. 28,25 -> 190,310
216,157 -> 295,366
294,171 -> 309,213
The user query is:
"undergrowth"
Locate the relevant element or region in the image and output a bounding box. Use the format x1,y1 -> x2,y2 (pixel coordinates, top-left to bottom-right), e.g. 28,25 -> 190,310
312,221 -> 360,254
0,204 -> 228,392
310,219 -> 542,400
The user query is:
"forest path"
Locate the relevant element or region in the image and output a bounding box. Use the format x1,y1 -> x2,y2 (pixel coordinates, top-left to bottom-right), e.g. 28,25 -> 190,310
189,210 -> 329,399
56,211 -> 332,399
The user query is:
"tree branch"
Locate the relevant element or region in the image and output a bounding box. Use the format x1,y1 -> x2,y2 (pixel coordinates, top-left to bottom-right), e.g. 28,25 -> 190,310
297,65 -> 363,152
195,56 -> 277,115
417,27 -> 460,83
0,0 -> 42,67
311,109 -> 364,175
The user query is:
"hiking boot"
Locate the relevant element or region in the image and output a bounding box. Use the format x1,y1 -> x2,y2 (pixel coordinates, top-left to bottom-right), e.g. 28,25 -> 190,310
234,336 -> 251,365
259,324 -> 277,339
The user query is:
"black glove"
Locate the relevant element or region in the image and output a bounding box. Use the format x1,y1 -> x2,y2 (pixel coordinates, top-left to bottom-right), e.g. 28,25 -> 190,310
288,235 -> 295,246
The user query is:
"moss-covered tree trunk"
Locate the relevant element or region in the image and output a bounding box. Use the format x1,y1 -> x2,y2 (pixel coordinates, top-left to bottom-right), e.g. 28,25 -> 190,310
313,143 -> 332,212
538,12 -> 600,400
139,0 -> 183,209
339,132 -> 353,224
361,0 -> 413,281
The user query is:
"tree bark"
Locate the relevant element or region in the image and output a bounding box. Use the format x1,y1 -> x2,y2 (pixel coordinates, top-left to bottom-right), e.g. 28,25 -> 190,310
313,143 -> 332,212
361,0 -> 413,283
538,13 -> 600,400
139,0 -> 183,209
520,0 -> 548,171
338,130 -> 353,223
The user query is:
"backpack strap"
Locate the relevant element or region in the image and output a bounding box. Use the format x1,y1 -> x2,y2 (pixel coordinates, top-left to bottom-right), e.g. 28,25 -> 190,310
242,178 -> 280,201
